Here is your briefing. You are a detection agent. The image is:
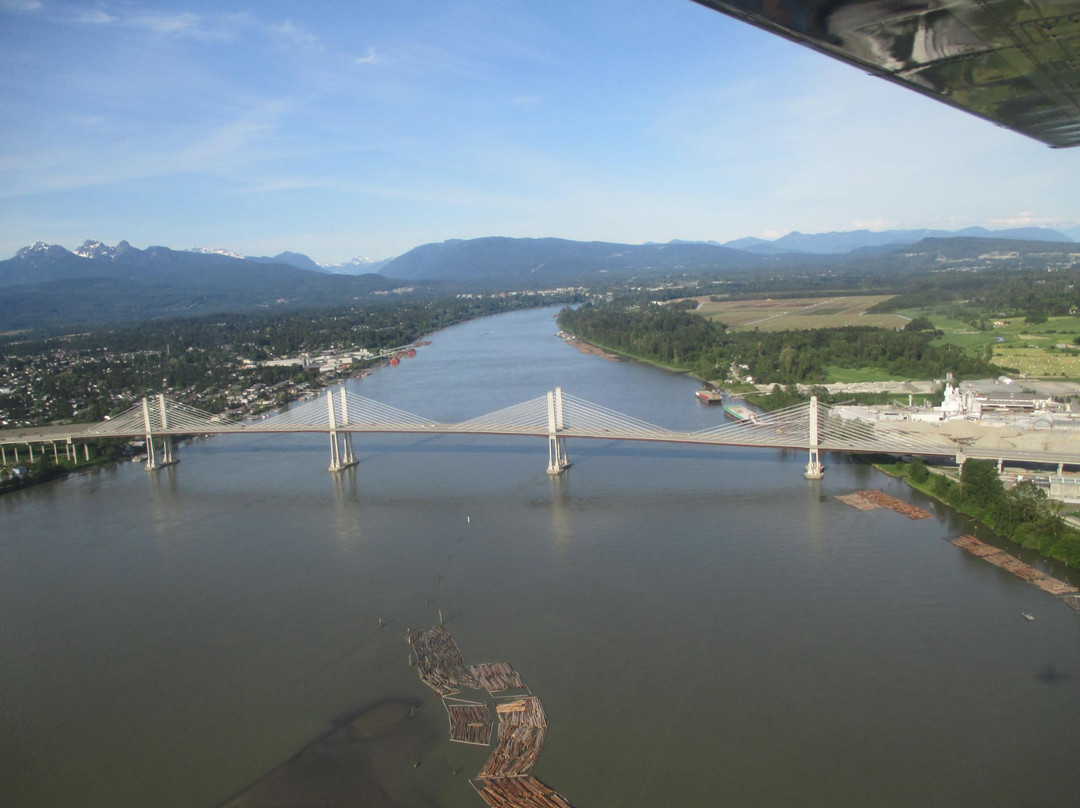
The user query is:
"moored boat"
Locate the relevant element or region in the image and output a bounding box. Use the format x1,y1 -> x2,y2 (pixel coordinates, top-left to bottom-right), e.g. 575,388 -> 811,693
695,388 -> 723,404
723,404 -> 756,423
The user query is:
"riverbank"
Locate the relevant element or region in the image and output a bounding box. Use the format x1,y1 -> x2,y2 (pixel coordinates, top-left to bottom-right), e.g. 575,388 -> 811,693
875,460 -> 1080,571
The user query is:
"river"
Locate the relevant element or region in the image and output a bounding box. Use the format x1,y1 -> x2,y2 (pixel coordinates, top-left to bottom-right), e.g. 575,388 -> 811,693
2,306 -> 1078,808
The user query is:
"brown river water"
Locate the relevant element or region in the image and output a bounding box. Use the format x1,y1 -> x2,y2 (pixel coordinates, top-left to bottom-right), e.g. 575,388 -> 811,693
2,306 -> 1078,808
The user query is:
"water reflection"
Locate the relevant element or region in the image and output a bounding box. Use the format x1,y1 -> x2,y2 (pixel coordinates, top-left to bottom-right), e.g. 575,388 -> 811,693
547,474 -> 573,553
147,463 -> 182,544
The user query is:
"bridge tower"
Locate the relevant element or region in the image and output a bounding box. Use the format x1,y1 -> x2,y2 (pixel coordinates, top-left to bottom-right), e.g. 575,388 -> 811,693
546,387 -> 571,475
327,388 -> 358,472
142,394 -> 176,470
804,395 -> 824,480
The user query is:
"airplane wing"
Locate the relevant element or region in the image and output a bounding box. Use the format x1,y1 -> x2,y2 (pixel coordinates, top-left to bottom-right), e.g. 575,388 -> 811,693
691,0 -> 1080,148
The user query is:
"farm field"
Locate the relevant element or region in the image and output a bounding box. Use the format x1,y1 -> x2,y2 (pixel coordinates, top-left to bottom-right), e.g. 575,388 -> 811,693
899,309 -> 1080,380
689,294 -> 910,331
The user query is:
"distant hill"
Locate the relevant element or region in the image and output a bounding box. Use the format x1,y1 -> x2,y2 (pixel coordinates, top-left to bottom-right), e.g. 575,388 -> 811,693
247,250 -> 328,273
0,240 -> 395,330
896,235 -> 1078,259
380,236 -> 760,281
723,226 -> 1074,255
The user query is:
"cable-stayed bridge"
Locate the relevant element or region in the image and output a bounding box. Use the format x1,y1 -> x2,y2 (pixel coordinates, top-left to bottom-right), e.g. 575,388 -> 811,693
6,387 -> 1067,478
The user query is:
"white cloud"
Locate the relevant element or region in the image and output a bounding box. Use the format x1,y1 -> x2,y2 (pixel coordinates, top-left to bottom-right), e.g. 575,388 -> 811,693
512,94 -> 543,108
986,212 -> 1067,229
276,19 -> 319,47
850,218 -> 900,231
131,12 -> 201,35
354,46 -> 379,65
75,9 -> 116,24
0,0 -> 42,12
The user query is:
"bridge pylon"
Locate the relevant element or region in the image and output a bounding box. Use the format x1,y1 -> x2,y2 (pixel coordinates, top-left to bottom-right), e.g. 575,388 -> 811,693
546,387 -> 571,475
327,388 -> 358,472
804,395 -> 824,480
142,394 -> 177,471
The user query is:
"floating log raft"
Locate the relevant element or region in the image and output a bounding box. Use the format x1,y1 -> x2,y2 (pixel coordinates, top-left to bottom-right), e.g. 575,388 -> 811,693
951,534 -> 1079,596
836,489 -> 931,519
406,626 -> 480,696
405,626 -> 575,807
835,492 -> 880,511
477,697 -> 548,779
471,662 -> 528,695
471,776 -> 575,808
445,698 -> 494,746
951,533 -> 1003,557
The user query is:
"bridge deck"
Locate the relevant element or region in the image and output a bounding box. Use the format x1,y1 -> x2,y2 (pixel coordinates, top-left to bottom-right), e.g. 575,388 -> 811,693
5,389 -> 1080,467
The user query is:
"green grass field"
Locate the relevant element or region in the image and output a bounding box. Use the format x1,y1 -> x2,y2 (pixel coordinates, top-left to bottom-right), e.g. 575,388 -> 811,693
822,365 -> 913,383
897,308 -> 1080,379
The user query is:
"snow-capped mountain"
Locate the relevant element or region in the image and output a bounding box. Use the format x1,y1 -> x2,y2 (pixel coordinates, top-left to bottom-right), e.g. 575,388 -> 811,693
189,246 -> 246,260
71,239 -> 136,260
323,256 -> 392,275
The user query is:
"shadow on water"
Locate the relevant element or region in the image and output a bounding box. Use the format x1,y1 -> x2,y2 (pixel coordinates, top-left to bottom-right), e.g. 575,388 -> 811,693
216,698 -> 427,808
1036,663 -> 1073,685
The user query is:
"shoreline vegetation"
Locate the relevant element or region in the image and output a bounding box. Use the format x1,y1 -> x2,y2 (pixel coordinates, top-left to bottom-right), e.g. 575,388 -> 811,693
551,313 -> 1080,573
553,310 -> 942,412
556,303 -> 999,389
877,459 -> 1080,571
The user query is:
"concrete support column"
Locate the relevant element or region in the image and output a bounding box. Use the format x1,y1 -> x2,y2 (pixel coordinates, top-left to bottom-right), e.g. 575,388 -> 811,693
327,389 -> 341,471
804,395 -> 824,480
546,387 -> 571,475
340,387 -> 356,467
158,394 -> 175,465
142,397 -> 158,470
326,389 -> 357,472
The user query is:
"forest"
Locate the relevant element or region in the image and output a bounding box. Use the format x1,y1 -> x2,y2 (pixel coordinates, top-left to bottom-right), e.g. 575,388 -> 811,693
868,265 -> 1080,317
556,303 -> 1000,385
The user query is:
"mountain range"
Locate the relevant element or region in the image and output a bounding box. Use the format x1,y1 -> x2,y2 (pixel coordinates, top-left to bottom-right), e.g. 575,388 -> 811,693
190,246 -> 391,275
721,226 -> 1075,255
0,240 -> 395,330
2,227 -> 1077,330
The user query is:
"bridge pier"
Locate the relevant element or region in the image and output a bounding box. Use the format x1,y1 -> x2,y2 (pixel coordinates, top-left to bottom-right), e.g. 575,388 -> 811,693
142,395 -> 177,471
804,395 -> 825,480
327,388 -> 358,472
546,387 -> 571,475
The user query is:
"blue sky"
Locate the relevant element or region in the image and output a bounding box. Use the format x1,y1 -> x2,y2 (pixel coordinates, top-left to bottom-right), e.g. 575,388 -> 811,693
2,0 -> 1079,264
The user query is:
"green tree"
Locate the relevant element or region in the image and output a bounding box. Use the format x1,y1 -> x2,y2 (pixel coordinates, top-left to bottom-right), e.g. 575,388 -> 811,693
908,457 -> 929,483
960,459 -> 1004,509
